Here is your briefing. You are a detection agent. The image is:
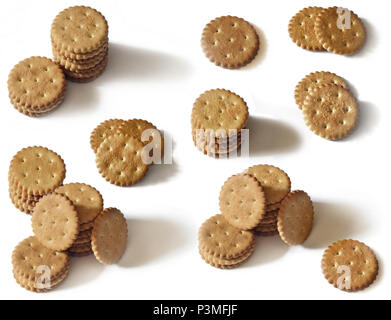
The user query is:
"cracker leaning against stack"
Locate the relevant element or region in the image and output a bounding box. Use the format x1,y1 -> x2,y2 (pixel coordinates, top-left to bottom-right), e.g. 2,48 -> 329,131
51,6 -> 109,82
289,6 -> 366,55
9,146 -> 128,292
191,89 -> 248,158
295,71 -> 359,140
90,119 -> 164,186
198,164 -> 315,269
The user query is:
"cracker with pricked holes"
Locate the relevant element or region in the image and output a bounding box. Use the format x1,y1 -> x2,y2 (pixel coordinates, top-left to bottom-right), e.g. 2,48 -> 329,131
9,146 -> 66,196
90,119 -> 126,153
303,84 -> 358,140
202,16 -> 259,69
219,174 -> 266,230
245,164 -> 291,205
315,7 -> 366,55
8,56 -> 66,113
289,7 -> 325,51
198,214 -> 254,260
12,236 -> 69,282
55,183 -> 103,224
96,133 -> 149,186
32,193 -> 79,251
91,208 -> 128,265
322,239 -> 378,292
51,6 -> 108,54
277,191 -> 314,246
295,71 -> 348,110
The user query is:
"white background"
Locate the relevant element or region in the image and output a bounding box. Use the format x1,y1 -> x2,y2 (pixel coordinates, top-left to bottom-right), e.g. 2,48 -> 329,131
0,0 -> 389,300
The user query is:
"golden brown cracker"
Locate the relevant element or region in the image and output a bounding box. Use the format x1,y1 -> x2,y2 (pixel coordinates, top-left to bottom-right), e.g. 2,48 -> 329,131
90,119 -> 126,153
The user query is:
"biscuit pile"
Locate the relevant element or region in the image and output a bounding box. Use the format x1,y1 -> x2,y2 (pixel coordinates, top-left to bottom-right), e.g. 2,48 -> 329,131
7,57 -> 66,117
51,6 -> 109,82
322,240 -> 378,292
199,164 -> 314,269
295,71 -> 359,141
9,146 -> 128,292
8,147 -> 66,214
91,119 -> 164,186
191,89 -> 248,158
201,16 -> 260,69
289,6 -> 366,55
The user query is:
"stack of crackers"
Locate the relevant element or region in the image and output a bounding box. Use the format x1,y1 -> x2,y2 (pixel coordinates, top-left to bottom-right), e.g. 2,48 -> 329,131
191,89 -> 248,158
201,16 -> 260,69
90,119 -> 164,186
199,164 -> 315,269
8,147 -> 66,214
51,6 -> 109,82
7,57 -> 66,117
9,146 -> 128,292
289,6 -> 366,55
295,71 -> 359,140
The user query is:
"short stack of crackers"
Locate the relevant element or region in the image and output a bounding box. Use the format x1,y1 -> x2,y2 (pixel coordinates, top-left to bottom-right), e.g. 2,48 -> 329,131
90,119 -> 164,186
191,89 -> 248,158
294,71 -> 359,140
7,57 -> 66,117
51,6 -> 109,82
9,146 -> 128,292
289,6 -> 366,55
199,164 -> 315,269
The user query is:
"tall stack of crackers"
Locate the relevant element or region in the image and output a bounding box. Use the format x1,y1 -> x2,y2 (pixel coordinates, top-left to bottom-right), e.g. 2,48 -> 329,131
51,6 -> 109,82
191,89 -> 248,158
199,164 -> 315,269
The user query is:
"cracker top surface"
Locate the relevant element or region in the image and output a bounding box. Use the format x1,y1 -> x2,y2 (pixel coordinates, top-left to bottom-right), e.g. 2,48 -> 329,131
277,191 -> 314,246
202,16 -> 259,68
91,208 -> 128,265
245,164 -> 291,204
289,7 -> 325,50
51,6 -> 108,54
199,214 -> 254,259
32,193 -> 79,251
303,84 -> 358,140
90,119 -> 126,153
322,239 -> 378,291
191,89 -> 248,133
12,236 -> 69,282
9,146 -> 66,195
219,174 -> 266,230
96,134 -> 149,186
55,183 -> 103,224
295,71 -> 348,109
315,7 -> 366,55
8,57 -> 65,110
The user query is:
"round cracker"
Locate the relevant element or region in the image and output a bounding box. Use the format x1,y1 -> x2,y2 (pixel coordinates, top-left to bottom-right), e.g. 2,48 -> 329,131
245,164 -> 291,205
96,133 -> 149,186
201,16 -> 259,69
90,119 -> 127,153
12,236 -> 69,282
55,183 -> 103,224
277,191 -> 314,246
191,89 -> 248,135
51,6 -> 108,54
91,208 -> 128,265
9,146 -> 66,196
8,56 -> 66,112
219,174 -> 266,230
322,240 -> 378,292
32,193 -> 79,251
288,7 -> 325,51
303,84 -> 359,140
315,7 -> 366,55
200,244 -> 254,269
295,71 -> 348,109
198,214 -> 254,260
